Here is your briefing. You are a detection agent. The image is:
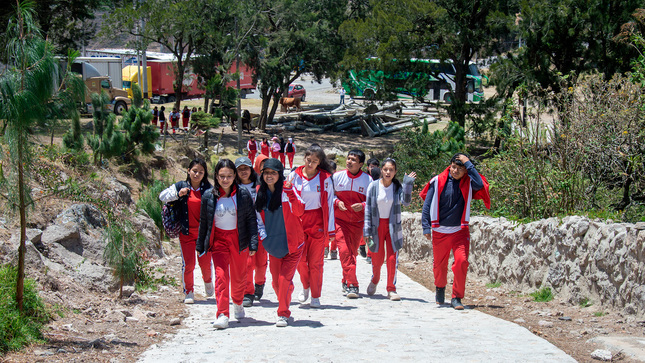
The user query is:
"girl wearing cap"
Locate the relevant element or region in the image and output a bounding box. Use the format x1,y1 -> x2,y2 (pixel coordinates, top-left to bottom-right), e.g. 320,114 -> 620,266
285,138 -> 296,169
289,144 -> 335,308
260,138 -> 270,157
270,137 -> 281,159
159,158 -> 213,304
363,158 -> 416,301
235,157 -> 266,307
255,158 -> 306,327
196,159 -> 258,330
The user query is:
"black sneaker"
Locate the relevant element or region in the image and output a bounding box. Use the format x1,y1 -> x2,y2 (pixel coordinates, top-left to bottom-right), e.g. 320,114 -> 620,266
347,285 -> 359,299
451,297 -> 464,310
243,294 -> 254,307
342,282 -> 348,295
330,250 -> 338,260
254,283 -> 264,301
359,245 -> 367,258
435,287 -> 445,305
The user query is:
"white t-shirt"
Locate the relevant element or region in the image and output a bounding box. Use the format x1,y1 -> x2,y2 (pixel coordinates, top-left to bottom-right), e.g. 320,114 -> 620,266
377,182 -> 394,218
214,196 -> 237,230
299,173 -> 322,210
240,182 -> 257,201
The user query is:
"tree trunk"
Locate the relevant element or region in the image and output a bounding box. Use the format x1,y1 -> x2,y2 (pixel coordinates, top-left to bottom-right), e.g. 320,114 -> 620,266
203,96 -> 209,112
258,89 -> 273,130
16,141 -> 26,312
268,95 -> 280,125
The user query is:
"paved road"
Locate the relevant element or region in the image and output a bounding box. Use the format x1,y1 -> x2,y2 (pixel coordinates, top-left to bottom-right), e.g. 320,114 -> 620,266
139,256 -> 575,362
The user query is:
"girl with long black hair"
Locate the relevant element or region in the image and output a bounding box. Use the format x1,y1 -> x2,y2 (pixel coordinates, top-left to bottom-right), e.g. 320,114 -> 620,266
196,159 -> 258,329
255,158 -> 306,327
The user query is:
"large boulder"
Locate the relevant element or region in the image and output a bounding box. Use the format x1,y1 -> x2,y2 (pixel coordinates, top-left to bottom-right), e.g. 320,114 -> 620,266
132,212 -> 165,258
104,178 -> 132,205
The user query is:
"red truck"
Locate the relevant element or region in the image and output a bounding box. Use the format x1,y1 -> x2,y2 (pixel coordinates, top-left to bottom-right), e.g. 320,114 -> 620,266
143,60 -> 255,104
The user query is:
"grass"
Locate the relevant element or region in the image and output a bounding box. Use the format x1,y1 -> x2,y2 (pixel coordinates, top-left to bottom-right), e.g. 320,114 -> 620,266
486,281 -> 502,288
529,287 -> 554,302
593,311 -> 606,317
579,297 -> 593,308
0,265 -> 50,353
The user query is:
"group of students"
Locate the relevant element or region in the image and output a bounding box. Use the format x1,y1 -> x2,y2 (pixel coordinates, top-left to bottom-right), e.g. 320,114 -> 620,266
153,105 -> 200,134
160,144 -> 489,329
247,136 -> 297,169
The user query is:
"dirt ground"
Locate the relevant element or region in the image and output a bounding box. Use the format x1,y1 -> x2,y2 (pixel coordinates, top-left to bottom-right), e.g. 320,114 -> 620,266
2,112 -> 640,362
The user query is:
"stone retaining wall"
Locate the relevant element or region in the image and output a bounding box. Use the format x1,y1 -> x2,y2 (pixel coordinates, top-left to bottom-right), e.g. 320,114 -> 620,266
400,213 -> 645,317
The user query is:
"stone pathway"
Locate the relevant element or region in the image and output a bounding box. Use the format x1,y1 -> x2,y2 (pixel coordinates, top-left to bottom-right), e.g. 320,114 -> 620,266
139,256 -> 575,362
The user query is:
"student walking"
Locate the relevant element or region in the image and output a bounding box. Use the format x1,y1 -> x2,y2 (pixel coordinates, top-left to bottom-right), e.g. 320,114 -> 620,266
290,144 -> 335,308
420,153 -> 490,310
260,138 -> 270,157
325,160 -> 338,260
278,137 -> 286,167
159,159 -> 213,304
247,136 -> 259,164
255,159 -> 306,327
271,136 -> 281,159
332,149 -> 372,298
170,107 -> 180,134
158,106 -> 166,131
196,159 -> 258,329
182,106 -> 191,131
363,158 -> 416,301
285,138 -> 296,169
152,106 -> 159,126
235,157 -> 266,307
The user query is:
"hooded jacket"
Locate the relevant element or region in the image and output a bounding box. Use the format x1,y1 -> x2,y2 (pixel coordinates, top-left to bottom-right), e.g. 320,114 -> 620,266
256,184 -> 306,256
159,179 -> 212,235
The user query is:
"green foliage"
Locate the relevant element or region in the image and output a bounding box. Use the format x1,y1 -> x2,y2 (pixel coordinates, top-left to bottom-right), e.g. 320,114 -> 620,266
486,281 -> 502,288
136,260 -> 178,292
62,111 -> 84,151
530,287 -> 554,302
392,121 -> 464,211
136,172 -> 171,235
0,265 -> 50,353
190,111 -> 221,130
86,91 -> 125,165
593,311 -> 606,317
103,215 -> 146,297
119,84 -> 159,159
579,297 -> 593,308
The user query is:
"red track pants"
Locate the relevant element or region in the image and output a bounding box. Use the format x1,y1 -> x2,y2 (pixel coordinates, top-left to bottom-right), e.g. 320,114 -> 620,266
335,219 -> 363,287
326,237 -> 337,251
279,153 -> 286,167
432,228 -> 470,299
179,235 -> 213,294
286,152 -> 295,168
248,150 -> 257,164
210,228 -> 248,318
297,209 -> 326,298
370,219 -> 398,292
270,246 -> 304,318
245,241 -> 267,295
182,117 -> 189,129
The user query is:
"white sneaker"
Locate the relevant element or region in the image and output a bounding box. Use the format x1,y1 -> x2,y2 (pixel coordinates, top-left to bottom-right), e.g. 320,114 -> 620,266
213,314 -> 229,329
310,297 -> 321,308
234,303 -> 245,319
298,288 -> 310,303
367,281 -> 377,296
184,291 -> 194,304
388,291 -> 401,301
204,282 -> 214,298
276,316 -> 288,327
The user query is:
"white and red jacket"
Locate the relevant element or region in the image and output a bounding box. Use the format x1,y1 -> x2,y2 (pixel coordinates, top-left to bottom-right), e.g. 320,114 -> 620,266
289,166 -> 335,238
247,140 -> 258,152
332,169 -> 372,224
256,185 -> 306,255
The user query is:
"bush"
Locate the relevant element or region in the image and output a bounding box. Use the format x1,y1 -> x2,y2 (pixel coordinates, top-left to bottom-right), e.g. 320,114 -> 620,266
0,265 -> 49,353
136,171 -> 172,235
530,287 -> 554,302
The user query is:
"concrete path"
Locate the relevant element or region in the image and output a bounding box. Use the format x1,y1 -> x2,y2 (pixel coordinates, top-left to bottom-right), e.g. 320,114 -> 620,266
139,256 -> 575,362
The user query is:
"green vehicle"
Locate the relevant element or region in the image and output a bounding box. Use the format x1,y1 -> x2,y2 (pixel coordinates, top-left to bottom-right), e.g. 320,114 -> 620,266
343,59 -> 486,103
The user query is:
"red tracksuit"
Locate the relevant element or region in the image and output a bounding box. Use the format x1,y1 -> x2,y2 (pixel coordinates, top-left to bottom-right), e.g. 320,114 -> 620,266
247,140 -> 258,164
210,191 -> 248,318
291,167 -> 334,299
243,184 -> 267,298
182,108 -> 190,129
285,142 -> 296,169
332,169 -> 371,288
370,219 -> 398,292
258,185 -> 306,318
260,142 -> 270,157
432,228 -> 470,299
180,189 -> 213,294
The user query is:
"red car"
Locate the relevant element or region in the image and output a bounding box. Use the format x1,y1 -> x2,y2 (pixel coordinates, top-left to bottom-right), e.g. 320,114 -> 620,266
288,83 -> 306,101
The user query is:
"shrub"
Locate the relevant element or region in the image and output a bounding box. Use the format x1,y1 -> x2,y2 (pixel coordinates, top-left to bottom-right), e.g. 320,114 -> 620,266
530,287 -> 553,302
136,171 -> 172,236
0,265 -> 49,353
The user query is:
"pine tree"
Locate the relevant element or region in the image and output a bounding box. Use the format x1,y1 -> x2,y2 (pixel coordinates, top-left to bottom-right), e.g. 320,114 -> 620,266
86,91 -> 125,165
62,111 -> 84,150
119,83 -> 159,159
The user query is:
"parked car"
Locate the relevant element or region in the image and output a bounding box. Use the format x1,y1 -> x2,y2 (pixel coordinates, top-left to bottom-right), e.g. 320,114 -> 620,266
288,83 -> 306,101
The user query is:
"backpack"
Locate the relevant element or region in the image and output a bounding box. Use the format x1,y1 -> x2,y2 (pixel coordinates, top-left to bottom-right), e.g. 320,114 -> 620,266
162,201 -> 181,238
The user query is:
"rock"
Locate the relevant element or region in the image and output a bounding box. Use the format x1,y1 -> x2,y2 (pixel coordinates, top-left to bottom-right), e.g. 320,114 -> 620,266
514,318 -> 526,324
169,318 -> 181,326
42,224 -> 82,254
591,349 -> 612,361
122,286 -> 135,298
56,204 -> 106,229
105,178 -> 132,205
125,317 -> 139,323
538,320 -> 554,328
558,316 -> 572,321
132,212 -> 164,258
178,156 -> 191,169
104,310 -> 126,323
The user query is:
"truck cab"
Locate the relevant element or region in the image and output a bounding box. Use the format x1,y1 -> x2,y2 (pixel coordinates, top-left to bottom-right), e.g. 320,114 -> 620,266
85,76 -> 131,115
